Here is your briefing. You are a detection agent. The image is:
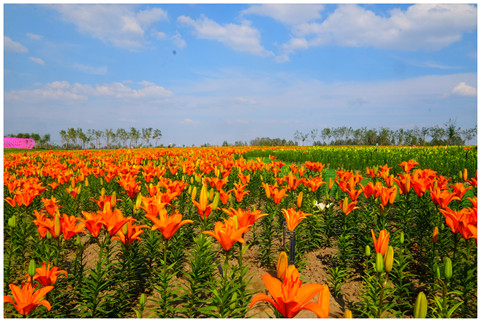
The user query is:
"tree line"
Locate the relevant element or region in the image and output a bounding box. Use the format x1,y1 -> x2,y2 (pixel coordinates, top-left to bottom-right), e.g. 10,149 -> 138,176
59,127 -> 163,149
294,119 -> 476,146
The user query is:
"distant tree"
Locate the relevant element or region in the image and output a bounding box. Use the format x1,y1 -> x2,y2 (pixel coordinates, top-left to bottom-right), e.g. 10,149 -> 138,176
153,129 -> 162,147
310,128 -> 319,144
59,130 -> 67,148
321,128 -> 331,145
142,127 -> 153,147
294,130 -> 309,146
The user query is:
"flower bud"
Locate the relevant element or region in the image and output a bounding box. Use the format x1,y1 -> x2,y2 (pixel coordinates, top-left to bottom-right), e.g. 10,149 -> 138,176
413,291 -> 427,318
432,226 -> 439,244
328,178 -> 334,190
85,178 -> 89,187
399,232 -> 404,244
463,168 -> 468,181
384,246 -> 394,273
444,257 -> 452,280
276,252 -> 288,280
122,223 -> 128,235
8,215 -> 16,228
434,264 -> 442,280
365,245 -> 371,257
209,188 -> 214,202
375,252 -> 384,273
54,214 -> 61,238
343,309 -> 353,318
191,186 -> 197,202
139,293 -> 146,306
101,187 -> 105,196
100,178 -> 103,185
211,192 -> 220,211
112,191 -> 117,208
28,259 -> 37,278
297,191 -> 303,208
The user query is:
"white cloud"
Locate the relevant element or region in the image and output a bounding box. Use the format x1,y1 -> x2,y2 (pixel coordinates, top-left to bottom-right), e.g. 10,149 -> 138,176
452,82 -> 477,97
171,31 -> 186,49
52,5 -> 168,50
180,118 -> 199,125
73,63 -> 108,75
178,14 -> 272,57
241,4 -> 324,25
5,80 -> 173,102
278,4 -> 476,61
4,36 -> 28,53
26,33 -> 42,40
29,57 -> 46,65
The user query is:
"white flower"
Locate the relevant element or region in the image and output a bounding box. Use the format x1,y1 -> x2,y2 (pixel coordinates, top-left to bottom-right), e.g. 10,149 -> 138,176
314,201 -> 332,211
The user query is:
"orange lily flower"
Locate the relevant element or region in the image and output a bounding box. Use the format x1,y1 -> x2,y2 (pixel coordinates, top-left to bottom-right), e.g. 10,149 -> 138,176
439,207 -> 477,240
450,182 -> 472,200
146,208 -> 193,240
271,187 -> 288,204
203,216 -> 249,251
99,202 -> 133,237
222,208 -> 268,234
32,210 -> 59,239
371,229 -> 390,256
80,211 -> 104,238
90,190 -> 120,210
230,182 -> 250,203
218,188 -> 231,205
282,208 -> 311,231
304,176 -> 326,193
379,186 -> 397,210
41,197 -> 63,216
113,220 -> 150,245
430,187 -> 461,209
393,173 -> 411,195
340,197 -> 359,216
398,160 -> 419,173
192,184 -> 214,220
32,261 -> 68,287
61,214 -> 85,240
250,265 -> 330,318
4,282 -> 54,316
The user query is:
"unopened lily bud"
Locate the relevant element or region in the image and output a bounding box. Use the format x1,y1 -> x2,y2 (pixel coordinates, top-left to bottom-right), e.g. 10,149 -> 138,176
384,246 -> 394,273
328,178 -> 334,190
85,178 -> 89,187
444,257 -> 452,280
365,245 -> 371,257
432,226 -> 439,244
110,192 -> 117,207
190,176 -> 194,184
413,291 -> 428,318
343,309 -> 353,318
405,175 -> 410,192
434,265 -> 442,280
100,178 -> 103,185
122,223 -> 128,235
191,186 -> 197,202
134,193 -> 141,210
54,214 -> 61,238
8,215 -> 16,228
276,252 -> 288,280
195,175 -> 201,184
209,188 -> 214,202
375,252 -> 384,273
463,168 -> 468,181
101,187 -> 105,196
297,192 -> 303,208
46,230 -> 52,239
139,293 -> 146,306
399,232 -> 404,245
212,193 -> 220,210
233,215 -> 239,230
230,292 -> 238,310
28,259 -> 37,278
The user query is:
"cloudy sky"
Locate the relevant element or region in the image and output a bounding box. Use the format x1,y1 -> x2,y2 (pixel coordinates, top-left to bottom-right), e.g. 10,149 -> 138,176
4,3 -> 477,146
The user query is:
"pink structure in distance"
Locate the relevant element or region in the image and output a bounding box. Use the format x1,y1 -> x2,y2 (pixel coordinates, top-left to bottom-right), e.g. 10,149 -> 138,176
4,137 -> 35,149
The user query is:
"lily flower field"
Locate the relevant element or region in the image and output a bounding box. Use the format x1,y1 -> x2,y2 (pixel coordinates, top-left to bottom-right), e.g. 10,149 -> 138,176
3,145 -> 477,318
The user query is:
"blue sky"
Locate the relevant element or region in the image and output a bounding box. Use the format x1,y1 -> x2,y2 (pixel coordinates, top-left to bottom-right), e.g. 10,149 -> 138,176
4,3 -> 477,146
